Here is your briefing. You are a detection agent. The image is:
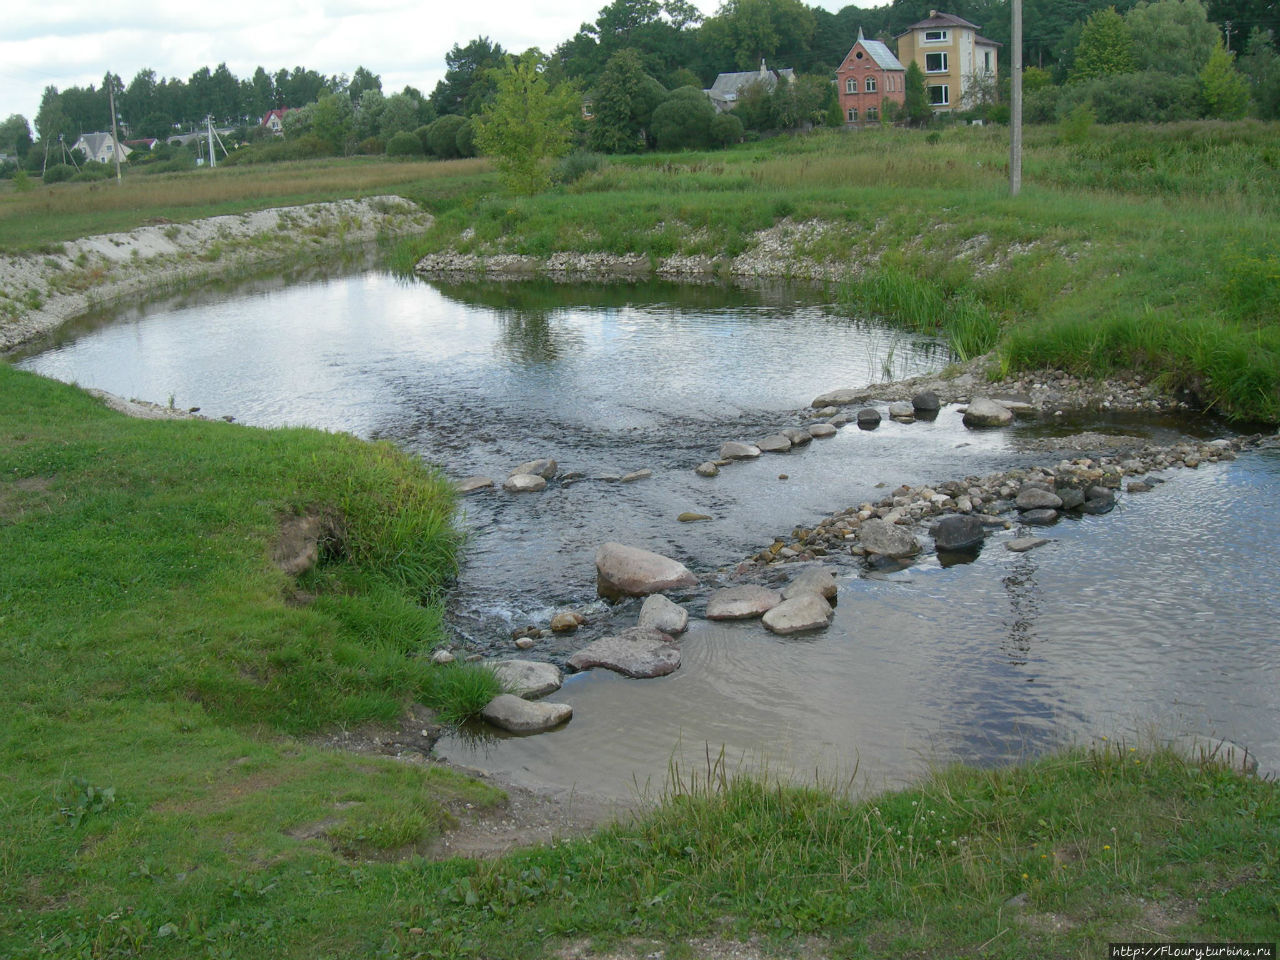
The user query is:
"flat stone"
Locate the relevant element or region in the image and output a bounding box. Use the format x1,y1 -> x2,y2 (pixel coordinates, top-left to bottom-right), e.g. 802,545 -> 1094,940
567,627 -> 681,678
489,659 -> 563,699
811,388 -> 862,407
677,512 -> 712,522
706,585 -> 782,620
912,390 -> 941,412
859,518 -> 920,558
595,541 -> 699,600
1081,498 -> 1115,515
1020,508 -> 1059,525
963,398 -> 1013,428
758,434 -> 793,453
808,423 -> 837,438
1006,537 -> 1050,553
509,458 -> 557,479
1127,480 -> 1153,493
456,476 -> 493,493
431,649 -> 456,665
888,401 -> 915,421
782,427 -> 812,446
619,469 -> 652,483
719,441 -> 761,460
503,473 -> 547,493
637,594 -> 688,635
932,514 -> 986,552
695,461 -> 720,477
481,694 -> 571,733
762,594 -> 833,635
1016,487 -> 1063,511
781,566 -> 838,601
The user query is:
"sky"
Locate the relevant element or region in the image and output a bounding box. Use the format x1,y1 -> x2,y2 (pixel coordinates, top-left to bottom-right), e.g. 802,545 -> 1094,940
2,0 -> 853,135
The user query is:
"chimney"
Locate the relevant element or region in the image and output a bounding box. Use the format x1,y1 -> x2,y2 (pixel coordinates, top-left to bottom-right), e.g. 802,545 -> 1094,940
929,9 -> 938,16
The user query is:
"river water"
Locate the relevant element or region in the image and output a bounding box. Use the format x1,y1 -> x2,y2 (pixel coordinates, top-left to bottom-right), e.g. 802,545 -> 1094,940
16,270 -> 1280,799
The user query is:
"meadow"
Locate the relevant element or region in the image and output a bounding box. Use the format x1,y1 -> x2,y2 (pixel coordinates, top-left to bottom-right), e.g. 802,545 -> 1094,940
1,120 -> 1277,957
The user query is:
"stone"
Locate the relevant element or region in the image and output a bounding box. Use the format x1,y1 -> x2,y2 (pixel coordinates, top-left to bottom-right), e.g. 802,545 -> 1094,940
782,427 -> 812,446
1006,537 -> 1050,553
912,390 -> 941,413
456,476 -> 494,494
888,401 -> 915,421
762,594 -> 834,635
859,518 -> 920,558
1057,487 -> 1085,510
549,611 -> 585,633
932,514 -> 986,553
856,407 -> 882,427
758,434 -> 792,453
677,512 -> 712,522
1016,487 -> 1063,511
719,441 -> 761,460
510,458 -> 557,479
489,659 -> 563,699
431,649 -> 456,665
1086,486 -> 1116,504
638,594 -> 688,635
481,694 -> 571,733
811,388 -> 862,407
706,585 -> 782,620
963,398 -> 1014,428
595,542 -> 699,600
567,627 -> 681,678
781,566 -> 838,601
619,469 -> 652,483
514,637 -> 536,650
503,473 -> 547,493
1082,499 -> 1115,515
1020,508 -> 1059,525
695,461 -> 720,477
1127,480 -> 1153,493
808,423 -> 837,438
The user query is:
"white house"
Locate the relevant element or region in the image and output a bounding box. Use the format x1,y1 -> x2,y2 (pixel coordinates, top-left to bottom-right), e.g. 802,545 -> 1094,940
71,132 -> 132,164
705,60 -> 795,113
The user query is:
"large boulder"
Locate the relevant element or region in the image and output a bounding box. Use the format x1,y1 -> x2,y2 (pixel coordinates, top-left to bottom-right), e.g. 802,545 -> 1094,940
510,458 -> 557,479
595,542 -> 699,600
567,627 -> 681,678
719,441 -> 761,460
808,423 -> 837,438
488,659 -> 563,699
932,515 -> 986,553
638,594 -> 688,635
762,594 -> 834,635
962,398 -> 1013,428
856,407 -> 882,428
811,388 -> 862,407
705,585 -> 782,620
757,434 -> 792,453
859,518 -> 920,558
481,694 -> 572,733
503,473 -> 547,493
781,566 -> 838,601
912,390 -> 941,413
1016,487 -> 1063,511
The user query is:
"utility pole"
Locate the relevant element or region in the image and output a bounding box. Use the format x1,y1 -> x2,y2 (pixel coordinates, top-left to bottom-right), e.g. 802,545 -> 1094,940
108,77 -> 123,183
1223,20 -> 1234,51
207,115 -> 216,168
1010,0 -> 1023,197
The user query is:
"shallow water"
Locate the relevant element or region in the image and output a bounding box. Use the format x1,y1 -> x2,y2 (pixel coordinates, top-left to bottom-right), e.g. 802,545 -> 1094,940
18,270 -> 1280,799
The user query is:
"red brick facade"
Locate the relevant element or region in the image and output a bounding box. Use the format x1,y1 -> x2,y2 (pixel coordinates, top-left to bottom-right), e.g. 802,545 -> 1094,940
835,31 -> 906,126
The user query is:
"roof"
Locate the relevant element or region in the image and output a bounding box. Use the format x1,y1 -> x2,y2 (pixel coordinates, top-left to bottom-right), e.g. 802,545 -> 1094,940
975,34 -> 1003,46
261,108 -> 293,124
706,61 -> 794,104
847,27 -> 906,71
73,132 -> 131,158
896,10 -> 981,37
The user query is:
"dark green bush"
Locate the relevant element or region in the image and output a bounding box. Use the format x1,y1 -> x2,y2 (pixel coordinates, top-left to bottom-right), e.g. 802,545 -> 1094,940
427,115 -> 467,159
41,163 -> 75,184
651,91 -> 716,150
455,119 -> 476,158
385,131 -> 423,156
710,112 -> 744,146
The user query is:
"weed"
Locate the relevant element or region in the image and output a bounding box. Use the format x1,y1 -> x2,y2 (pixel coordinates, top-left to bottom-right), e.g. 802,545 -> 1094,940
55,777 -> 116,827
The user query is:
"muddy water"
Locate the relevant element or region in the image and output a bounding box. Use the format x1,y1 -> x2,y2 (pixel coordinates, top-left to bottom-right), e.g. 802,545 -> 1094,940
17,271 -> 1280,800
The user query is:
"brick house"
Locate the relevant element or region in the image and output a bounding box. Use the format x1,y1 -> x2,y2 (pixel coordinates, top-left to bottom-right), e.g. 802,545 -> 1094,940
835,27 -> 907,126
895,10 -> 1000,113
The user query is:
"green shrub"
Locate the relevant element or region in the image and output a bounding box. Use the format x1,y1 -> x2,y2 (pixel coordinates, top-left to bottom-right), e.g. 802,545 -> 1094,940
385,131 -> 423,157
556,149 -> 605,184
710,111 -> 744,146
413,124 -> 434,156
455,119 -> 476,158
651,91 -> 716,150
428,115 -> 467,159
41,163 -> 75,184
357,136 -> 385,155
1058,70 -> 1199,123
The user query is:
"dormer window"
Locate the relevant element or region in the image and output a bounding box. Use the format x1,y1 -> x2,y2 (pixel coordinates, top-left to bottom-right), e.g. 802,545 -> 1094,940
924,29 -> 949,42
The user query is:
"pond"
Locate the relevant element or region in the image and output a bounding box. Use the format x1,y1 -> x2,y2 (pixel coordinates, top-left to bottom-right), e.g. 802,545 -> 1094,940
17,270 -> 1280,799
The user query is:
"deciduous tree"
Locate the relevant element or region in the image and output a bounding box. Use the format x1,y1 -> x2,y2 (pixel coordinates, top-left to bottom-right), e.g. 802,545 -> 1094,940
1199,39 -> 1251,116
476,51 -> 579,194
1069,7 -> 1136,81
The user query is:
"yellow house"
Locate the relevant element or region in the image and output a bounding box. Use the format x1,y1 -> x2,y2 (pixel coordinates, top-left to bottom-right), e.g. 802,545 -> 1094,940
895,10 -> 1000,113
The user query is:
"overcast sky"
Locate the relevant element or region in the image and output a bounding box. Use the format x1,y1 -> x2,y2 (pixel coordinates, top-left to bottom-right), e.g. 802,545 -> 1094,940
2,0 -> 852,134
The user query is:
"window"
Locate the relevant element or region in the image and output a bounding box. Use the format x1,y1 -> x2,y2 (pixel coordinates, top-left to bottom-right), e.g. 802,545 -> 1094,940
924,29 -> 949,42
865,76 -> 877,93
928,84 -> 949,105
984,50 -> 993,72
847,107 -> 858,122
925,52 -> 948,73
866,107 -> 879,121
846,77 -> 857,94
